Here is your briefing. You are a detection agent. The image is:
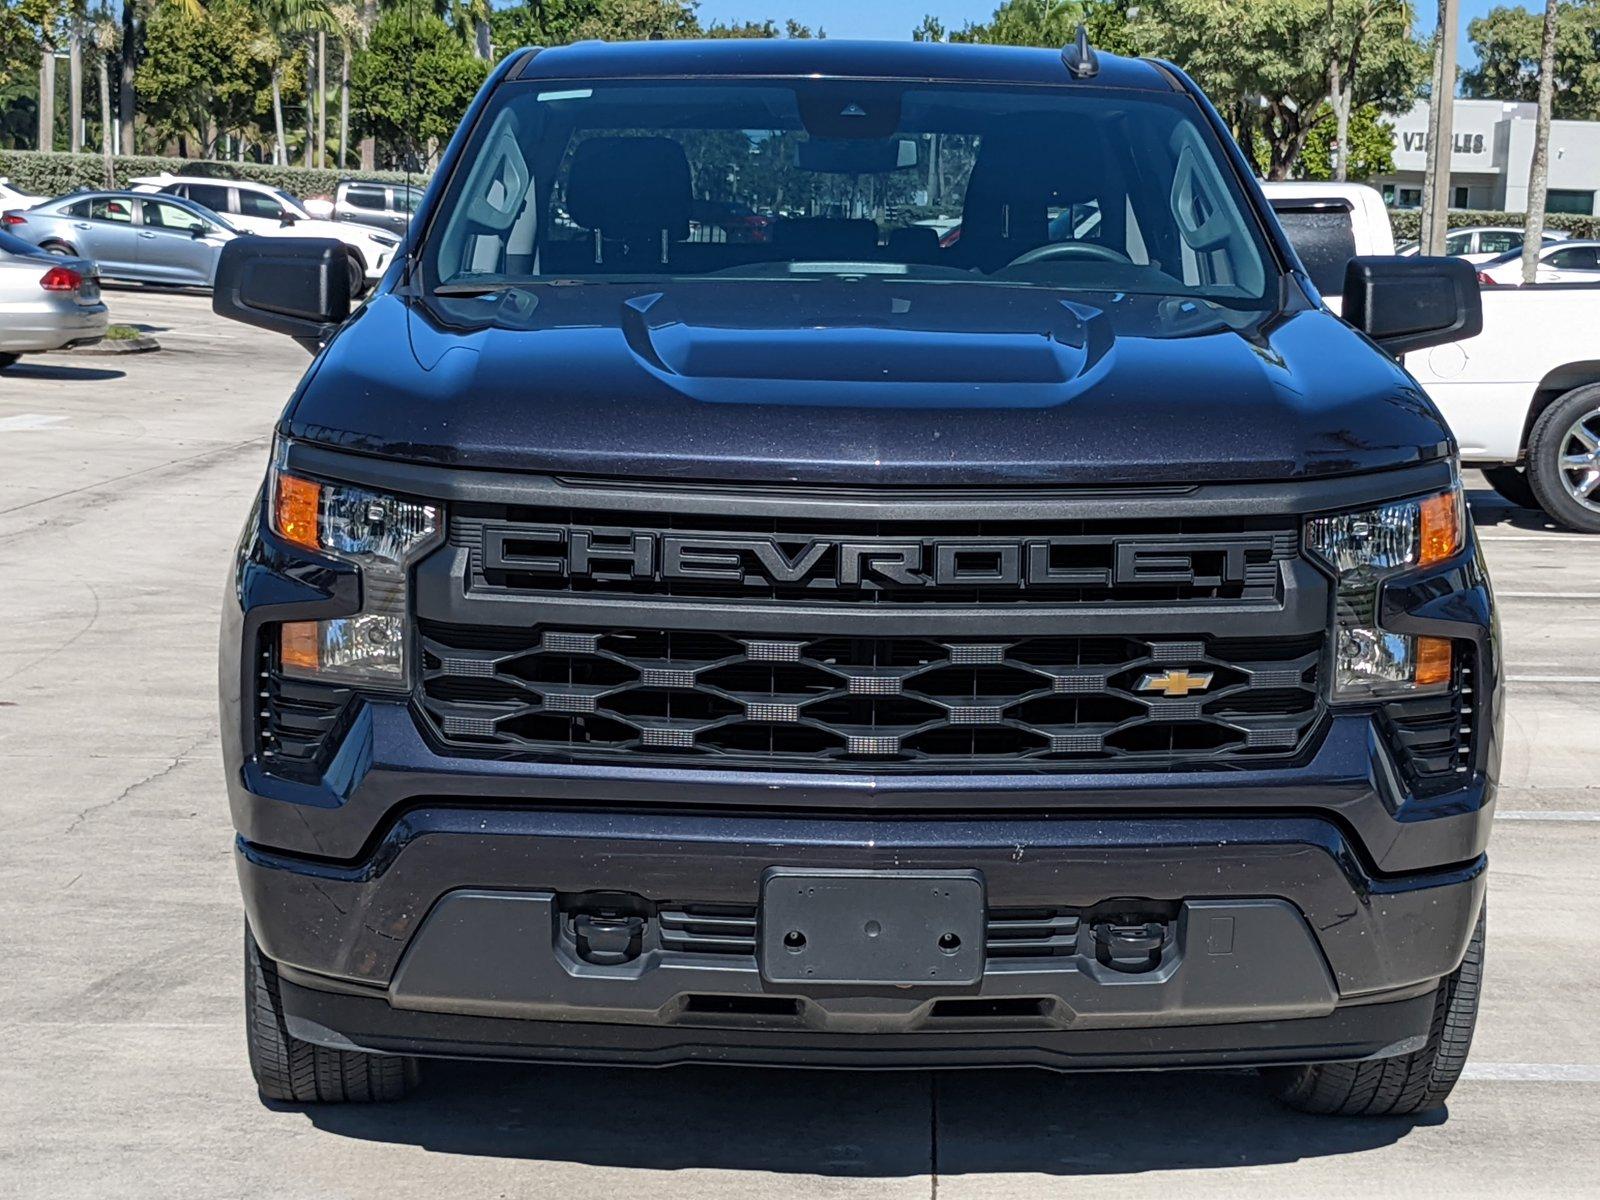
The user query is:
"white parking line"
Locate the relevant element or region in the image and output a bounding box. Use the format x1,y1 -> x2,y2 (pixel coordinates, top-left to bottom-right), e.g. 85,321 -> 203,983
1496,810 -> 1600,822
1506,675 -> 1600,683
1461,1063 -> 1600,1083
1479,534 -> 1600,543
1497,591 -> 1600,600
0,413 -> 67,433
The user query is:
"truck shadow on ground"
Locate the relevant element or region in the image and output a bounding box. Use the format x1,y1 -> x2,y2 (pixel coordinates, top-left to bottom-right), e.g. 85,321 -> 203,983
1464,488 -> 1574,533
292,1062 -> 1437,1175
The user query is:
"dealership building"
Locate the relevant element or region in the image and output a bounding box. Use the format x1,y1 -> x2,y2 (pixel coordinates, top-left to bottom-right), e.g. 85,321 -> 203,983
1374,98 -> 1600,215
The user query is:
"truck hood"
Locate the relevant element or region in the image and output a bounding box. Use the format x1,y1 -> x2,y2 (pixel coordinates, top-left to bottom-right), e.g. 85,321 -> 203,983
284,283 -> 1452,487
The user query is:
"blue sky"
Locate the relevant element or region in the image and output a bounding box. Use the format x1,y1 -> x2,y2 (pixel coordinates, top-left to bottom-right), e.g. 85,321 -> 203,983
693,0 -> 1539,66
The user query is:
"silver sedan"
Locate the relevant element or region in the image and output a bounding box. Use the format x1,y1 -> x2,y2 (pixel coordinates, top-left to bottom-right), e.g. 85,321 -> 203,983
2,190 -> 235,288
0,228 -> 108,370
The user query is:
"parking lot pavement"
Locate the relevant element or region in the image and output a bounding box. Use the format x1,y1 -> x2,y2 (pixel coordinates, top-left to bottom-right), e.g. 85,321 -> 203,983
1,289 -> 1597,1199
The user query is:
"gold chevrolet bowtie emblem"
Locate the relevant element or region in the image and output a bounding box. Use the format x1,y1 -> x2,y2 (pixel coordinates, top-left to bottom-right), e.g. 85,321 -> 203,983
1137,669 -> 1214,697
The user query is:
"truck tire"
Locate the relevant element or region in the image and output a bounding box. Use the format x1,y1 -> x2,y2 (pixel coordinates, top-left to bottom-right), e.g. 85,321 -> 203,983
1265,905 -> 1483,1116
245,926 -> 418,1103
1480,465 -> 1538,510
1527,384 -> 1600,533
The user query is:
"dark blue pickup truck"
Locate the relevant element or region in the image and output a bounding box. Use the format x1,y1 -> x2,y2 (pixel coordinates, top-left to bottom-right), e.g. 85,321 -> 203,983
214,35 -> 1496,1115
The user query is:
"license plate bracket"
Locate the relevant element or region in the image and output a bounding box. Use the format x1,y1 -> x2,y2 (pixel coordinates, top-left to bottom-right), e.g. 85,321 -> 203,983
759,868 -> 985,986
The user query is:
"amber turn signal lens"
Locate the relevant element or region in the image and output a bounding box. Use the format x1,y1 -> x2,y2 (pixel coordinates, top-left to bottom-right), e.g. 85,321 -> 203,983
1415,636 -> 1453,688
1418,490 -> 1462,567
279,621 -> 320,674
274,472 -> 321,552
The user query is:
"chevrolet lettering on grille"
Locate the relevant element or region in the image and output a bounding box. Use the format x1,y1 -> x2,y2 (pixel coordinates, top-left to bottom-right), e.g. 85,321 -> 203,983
479,527 -> 1270,592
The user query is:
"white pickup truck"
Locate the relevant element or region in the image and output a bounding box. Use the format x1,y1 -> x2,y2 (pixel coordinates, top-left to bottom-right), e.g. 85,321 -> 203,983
1265,182 -> 1600,532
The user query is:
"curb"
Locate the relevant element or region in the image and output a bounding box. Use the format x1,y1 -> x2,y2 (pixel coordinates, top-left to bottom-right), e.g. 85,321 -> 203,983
69,335 -> 161,355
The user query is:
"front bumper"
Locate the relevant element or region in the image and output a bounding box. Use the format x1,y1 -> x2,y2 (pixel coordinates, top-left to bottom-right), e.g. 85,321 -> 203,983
224,452 -> 1499,1068
242,806 -> 1482,1068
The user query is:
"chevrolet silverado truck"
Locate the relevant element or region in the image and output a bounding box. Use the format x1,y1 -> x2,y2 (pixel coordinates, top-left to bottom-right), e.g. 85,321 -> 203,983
214,37 -> 1498,1115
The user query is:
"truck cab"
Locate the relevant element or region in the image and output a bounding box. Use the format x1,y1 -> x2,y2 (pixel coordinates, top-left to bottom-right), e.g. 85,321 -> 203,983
213,38 -> 1497,1116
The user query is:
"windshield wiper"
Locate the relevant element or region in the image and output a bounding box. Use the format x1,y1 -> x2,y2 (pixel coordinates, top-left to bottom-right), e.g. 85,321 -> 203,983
432,280 -> 514,296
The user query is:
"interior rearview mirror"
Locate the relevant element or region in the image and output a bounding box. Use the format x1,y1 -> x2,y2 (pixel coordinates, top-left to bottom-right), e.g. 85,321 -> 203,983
212,237 -> 351,353
1342,255 -> 1483,357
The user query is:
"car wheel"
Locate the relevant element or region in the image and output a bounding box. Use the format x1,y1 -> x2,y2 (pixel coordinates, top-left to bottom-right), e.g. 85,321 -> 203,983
245,925 -> 419,1103
40,240 -> 76,257
1264,903 -> 1484,1116
0,352 -> 19,371
1480,464 -> 1539,510
1526,382 -> 1600,533
346,254 -> 367,300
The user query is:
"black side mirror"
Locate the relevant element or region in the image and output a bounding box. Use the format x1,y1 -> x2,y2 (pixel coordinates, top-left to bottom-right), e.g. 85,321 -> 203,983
1342,255 -> 1483,357
213,237 -> 351,353
280,212 -> 298,227
189,223 -> 207,239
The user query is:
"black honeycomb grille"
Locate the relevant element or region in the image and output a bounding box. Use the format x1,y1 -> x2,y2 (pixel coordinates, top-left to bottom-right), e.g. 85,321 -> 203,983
418,622 -> 1324,770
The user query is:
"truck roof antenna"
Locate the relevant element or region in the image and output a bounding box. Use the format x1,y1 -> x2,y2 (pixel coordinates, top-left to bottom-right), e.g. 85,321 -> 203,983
1061,23 -> 1100,79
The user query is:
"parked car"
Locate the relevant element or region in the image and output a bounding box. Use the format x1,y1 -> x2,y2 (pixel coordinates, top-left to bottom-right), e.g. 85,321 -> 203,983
1269,186 -> 1600,531
0,176 -> 46,210
128,174 -> 401,292
2,191 -> 235,288
1476,239 -> 1600,286
0,227 -> 107,369
1397,225 -> 1569,263
212,37 -> 1496,1117
327,178 -> 425,236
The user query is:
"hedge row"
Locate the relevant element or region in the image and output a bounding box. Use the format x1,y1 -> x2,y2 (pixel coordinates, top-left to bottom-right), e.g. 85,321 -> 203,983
1388,207 -> 1600,242
0,150 -> 426,201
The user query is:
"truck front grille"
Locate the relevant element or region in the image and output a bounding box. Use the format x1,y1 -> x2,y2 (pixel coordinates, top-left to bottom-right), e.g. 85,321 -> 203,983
417,622 -> 1324,770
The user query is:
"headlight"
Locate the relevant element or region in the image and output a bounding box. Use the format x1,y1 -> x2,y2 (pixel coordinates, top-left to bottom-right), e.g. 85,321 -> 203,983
268,452 -> 440,690
1306,485 -> 1463,701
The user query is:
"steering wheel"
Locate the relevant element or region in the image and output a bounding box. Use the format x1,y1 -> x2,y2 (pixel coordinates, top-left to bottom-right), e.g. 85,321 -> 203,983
1004,241 -> 1133,269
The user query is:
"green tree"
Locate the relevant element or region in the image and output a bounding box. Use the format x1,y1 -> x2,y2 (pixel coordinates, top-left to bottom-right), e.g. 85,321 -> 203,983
917,0 -> 1136,53
352,2 -> 486,168
1463,2 -> 1600,120
1300,102 -> 1394,179
1135,0 -> 1424,179
136,0 -> 274,153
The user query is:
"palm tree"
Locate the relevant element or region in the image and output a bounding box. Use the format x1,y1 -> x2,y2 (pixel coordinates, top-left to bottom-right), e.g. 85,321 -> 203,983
256,0 -> 337,166
435,0 -> 490,59
92,5 -> 117,183
1520,0 -> 1559,285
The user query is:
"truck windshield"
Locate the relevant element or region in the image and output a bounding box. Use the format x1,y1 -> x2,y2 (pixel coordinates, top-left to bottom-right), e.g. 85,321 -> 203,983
424,79 -> 1276,308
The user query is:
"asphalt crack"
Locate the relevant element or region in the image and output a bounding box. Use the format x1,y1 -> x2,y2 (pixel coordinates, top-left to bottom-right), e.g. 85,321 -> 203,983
63,731 -> 215,835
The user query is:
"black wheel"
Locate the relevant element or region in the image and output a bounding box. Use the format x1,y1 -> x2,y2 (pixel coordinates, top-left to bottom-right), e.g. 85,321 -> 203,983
345,252 -> 367,300
1481,464 -> 1539,510
1266,905 -> 1484,1116
245,926 -> 418,1103
0,352 -> 19,371
1527,383 -> 1600,533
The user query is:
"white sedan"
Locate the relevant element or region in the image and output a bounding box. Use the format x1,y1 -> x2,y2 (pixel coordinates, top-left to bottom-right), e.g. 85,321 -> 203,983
128,174 -> 400,293
0,177 -> 46,210
1476,240 -> 1600,286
